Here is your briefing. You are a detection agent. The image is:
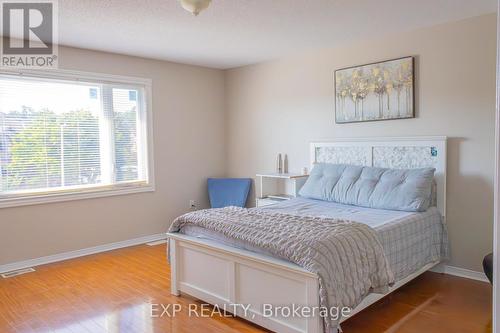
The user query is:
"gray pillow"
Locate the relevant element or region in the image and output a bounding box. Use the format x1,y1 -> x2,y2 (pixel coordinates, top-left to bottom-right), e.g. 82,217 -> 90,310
299,163 -> 435,212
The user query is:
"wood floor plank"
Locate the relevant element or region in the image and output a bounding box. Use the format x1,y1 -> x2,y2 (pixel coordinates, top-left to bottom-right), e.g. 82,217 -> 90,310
0,244 -> 492,333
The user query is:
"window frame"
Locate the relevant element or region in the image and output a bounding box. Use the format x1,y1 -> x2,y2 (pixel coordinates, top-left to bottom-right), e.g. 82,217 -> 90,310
0,68 -> 155,208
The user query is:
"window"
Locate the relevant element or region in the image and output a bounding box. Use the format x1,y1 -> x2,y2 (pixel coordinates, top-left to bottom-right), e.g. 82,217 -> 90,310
0,70 -> 153,207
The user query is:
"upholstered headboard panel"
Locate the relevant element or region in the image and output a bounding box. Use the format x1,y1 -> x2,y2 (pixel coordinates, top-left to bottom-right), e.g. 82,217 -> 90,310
310,137 -> 447,218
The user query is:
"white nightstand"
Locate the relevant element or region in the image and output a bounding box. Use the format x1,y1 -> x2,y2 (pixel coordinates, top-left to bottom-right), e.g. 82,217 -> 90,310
255,173 -> 308,207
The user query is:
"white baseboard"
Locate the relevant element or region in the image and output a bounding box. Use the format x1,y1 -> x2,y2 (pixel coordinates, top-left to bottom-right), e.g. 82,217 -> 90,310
431,264 -> 490,283
0,233 -> 167,274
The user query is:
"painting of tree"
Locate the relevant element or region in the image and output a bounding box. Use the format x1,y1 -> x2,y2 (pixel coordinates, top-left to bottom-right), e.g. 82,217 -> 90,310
334,57 -> 414,123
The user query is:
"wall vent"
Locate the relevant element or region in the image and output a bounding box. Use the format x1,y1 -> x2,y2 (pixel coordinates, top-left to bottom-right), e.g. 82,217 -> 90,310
1,267 -> 35,278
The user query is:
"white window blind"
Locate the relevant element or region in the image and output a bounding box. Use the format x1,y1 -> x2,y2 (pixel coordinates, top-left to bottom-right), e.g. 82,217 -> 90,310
0,71 -> 152,206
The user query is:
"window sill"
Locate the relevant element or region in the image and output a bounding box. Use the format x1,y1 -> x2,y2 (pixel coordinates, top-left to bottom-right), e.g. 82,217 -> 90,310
0,183 -> 155,209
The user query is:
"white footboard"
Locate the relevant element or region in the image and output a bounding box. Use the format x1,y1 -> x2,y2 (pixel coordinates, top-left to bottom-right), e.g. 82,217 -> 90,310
167,233 -> 439,333
168,233 -> 322,333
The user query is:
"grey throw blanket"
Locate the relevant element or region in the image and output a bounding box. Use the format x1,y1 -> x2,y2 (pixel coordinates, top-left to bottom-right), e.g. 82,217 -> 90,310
169,206 -> 394,331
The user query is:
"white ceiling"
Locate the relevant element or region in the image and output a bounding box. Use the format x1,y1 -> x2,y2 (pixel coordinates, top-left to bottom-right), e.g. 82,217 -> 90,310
57,0 -> 496,69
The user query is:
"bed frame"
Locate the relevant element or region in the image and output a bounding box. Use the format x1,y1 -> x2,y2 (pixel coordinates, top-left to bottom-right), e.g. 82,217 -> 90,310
167,136 -> 447,333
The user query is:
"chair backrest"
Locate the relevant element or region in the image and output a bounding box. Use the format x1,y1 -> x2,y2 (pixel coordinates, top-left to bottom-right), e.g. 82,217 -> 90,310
207,178 -> 252,208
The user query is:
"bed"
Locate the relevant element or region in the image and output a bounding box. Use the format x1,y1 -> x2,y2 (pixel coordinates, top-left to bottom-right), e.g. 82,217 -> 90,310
167,136 -> 448,333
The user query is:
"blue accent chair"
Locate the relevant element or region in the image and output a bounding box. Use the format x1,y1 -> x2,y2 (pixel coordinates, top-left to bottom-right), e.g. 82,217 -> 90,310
207,178 -> 252,208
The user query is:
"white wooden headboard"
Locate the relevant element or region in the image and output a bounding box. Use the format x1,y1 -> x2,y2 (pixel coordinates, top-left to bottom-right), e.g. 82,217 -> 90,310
310,136 -> 447,218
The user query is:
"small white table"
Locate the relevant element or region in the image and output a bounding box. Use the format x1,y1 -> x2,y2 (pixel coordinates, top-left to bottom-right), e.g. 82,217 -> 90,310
255,173 -> 308,207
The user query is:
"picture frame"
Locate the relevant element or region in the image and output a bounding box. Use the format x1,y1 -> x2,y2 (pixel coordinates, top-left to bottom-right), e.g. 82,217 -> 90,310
334,56 -> 415,124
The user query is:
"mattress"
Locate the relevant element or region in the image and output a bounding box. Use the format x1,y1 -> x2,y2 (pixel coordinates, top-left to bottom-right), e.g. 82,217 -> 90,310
179,197 -> 448,281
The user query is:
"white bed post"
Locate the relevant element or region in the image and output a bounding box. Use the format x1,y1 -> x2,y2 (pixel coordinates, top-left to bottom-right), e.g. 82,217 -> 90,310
305,277 -> 322,332
169,238 -> 180,296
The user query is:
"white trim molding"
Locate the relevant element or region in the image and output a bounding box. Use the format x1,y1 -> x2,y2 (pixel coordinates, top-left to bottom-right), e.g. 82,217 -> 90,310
0,183 -> 155,209
0,233 -> 167,274
431,264 -> 490,283
0,67 -> 153,86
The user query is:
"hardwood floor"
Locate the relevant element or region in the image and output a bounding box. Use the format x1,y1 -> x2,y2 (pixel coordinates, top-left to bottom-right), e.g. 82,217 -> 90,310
0,244 -> 492,333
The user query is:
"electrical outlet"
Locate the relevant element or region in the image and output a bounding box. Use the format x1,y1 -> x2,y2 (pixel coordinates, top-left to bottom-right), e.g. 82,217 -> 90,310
189,200 -> 196,210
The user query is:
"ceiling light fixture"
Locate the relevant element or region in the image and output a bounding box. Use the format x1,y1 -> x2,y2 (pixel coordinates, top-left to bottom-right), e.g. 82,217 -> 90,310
179,0 -> 212,16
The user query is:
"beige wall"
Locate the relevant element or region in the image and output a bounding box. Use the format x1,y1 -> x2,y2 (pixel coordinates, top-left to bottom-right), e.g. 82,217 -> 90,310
225,14 -> 497,271
0,46 -> 226,265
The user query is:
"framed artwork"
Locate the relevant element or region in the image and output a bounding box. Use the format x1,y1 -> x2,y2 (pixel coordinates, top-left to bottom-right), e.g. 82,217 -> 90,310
334,56 -> 415,123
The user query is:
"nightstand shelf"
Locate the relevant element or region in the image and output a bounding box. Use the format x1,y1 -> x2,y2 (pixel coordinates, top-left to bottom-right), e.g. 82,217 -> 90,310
255,173 -> 308,207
